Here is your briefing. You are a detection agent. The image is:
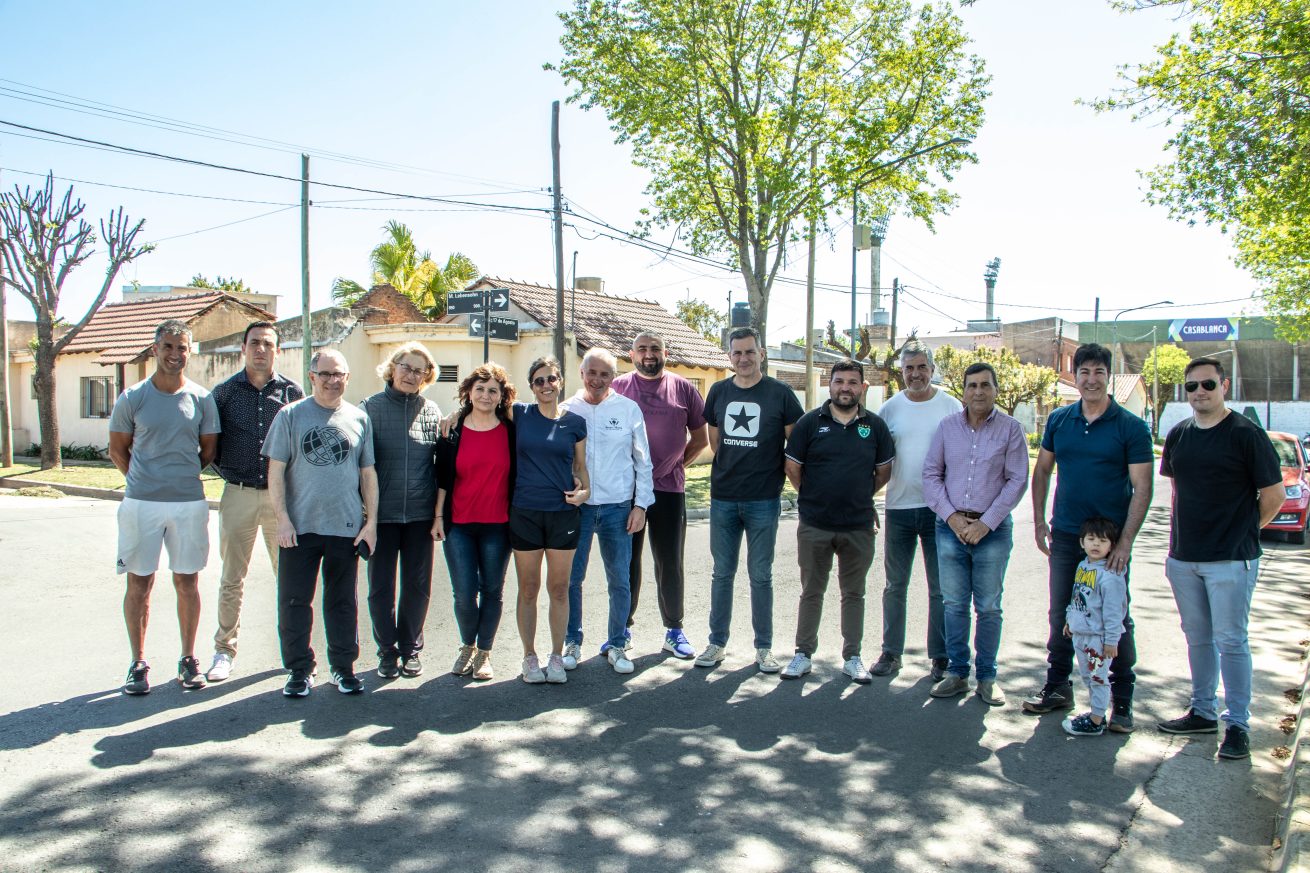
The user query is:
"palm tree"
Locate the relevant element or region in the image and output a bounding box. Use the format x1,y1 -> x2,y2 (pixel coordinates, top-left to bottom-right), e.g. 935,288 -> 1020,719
332,221 -> 479,318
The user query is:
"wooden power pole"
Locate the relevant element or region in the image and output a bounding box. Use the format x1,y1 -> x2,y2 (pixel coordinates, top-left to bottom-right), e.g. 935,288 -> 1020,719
552,102 -> 566,367
300,154 -> 312,387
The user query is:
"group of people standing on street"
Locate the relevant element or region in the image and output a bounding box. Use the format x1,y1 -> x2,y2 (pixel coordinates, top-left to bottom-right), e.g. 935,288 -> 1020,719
109,316 -> 1283,761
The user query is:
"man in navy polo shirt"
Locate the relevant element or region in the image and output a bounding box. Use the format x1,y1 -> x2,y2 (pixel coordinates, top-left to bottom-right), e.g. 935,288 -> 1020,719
779,360 -> 894,684
1025,343 -> 1154,731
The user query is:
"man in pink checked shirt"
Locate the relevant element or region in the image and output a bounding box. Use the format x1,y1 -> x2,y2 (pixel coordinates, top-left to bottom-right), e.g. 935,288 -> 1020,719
922,362 -> 1030,707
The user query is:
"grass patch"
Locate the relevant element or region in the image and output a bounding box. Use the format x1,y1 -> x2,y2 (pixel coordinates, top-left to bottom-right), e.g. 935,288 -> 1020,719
0,461 -> 225,501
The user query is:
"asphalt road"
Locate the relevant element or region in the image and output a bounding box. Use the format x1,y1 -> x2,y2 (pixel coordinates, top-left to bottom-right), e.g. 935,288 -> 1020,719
0,476 -> 1306,873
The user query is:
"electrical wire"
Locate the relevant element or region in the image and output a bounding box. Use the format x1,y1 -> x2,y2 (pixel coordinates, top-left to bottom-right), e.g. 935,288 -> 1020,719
146,205 -> 299,244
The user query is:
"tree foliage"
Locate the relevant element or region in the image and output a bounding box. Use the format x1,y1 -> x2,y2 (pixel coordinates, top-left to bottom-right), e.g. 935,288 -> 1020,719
0,174 -> 151,469
1100,0 -> 1310,339
553,0 -> 988,348
190,274 -> 255,294
675,298 -> 726,342
1140,342 -> 1192,438
934,344 -> 1059,415
332,221 -> 479,319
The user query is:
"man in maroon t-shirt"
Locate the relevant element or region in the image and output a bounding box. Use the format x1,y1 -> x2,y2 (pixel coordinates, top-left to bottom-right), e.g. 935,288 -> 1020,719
611,330 -> 710,658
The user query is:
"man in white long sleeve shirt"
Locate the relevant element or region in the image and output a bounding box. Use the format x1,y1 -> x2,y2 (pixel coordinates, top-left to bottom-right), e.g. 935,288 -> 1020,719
561,348 -> 655,674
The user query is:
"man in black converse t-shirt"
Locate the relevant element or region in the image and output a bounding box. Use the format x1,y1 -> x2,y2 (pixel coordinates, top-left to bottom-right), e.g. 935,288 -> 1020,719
695,326 -> 804,673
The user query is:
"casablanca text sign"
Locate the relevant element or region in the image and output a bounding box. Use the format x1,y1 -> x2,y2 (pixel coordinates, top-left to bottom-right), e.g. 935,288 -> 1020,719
1169,318 -> 1239,342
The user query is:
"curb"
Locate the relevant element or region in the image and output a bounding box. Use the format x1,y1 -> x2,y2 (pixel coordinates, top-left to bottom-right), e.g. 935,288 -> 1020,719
685,498 -> 797,522
0,478 -> 221,511
1277,644 -> 1310,871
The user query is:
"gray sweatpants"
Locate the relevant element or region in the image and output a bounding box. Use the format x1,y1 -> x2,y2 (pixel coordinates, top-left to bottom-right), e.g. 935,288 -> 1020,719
1073,632 -> 1112,717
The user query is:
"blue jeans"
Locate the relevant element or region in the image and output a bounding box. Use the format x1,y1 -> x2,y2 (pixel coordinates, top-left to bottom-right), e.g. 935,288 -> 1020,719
881,507 -> 946,659
442,522 -> 511,650
935,516 -> 1013,681
708,497 -> 781,649
566,502 -> 633,651
1165,557 -> 1258,732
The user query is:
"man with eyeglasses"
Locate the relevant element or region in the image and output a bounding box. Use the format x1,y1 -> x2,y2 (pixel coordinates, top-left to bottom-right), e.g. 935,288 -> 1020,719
205,321 -> 304,682
263,349 -> 378,697
1157,357 -> 1283,760
696,326 -> 804,672
1026,342 -> 1153,732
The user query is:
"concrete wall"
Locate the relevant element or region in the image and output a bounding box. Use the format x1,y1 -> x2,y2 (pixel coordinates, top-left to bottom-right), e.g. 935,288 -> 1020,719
1160,401 -> 1310,437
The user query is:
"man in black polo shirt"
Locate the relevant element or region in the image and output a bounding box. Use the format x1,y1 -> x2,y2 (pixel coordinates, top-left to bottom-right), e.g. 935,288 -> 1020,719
1025,343 -> 1153,730
205,321 -> 304,681
780,360 -> 894,684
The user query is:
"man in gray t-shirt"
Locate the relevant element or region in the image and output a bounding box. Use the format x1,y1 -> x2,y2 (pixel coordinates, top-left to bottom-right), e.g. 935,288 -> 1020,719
108,319 -> 220,697
264,348 -> 378,697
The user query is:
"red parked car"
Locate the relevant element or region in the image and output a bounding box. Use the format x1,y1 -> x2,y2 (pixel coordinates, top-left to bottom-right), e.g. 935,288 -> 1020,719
1266,431 -> 1310,545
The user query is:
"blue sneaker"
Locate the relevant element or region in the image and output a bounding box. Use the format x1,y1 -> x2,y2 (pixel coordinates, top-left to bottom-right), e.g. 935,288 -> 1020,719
662,629 -> 695,659
599,629 -> 632,655
1062,712 -> 1106,737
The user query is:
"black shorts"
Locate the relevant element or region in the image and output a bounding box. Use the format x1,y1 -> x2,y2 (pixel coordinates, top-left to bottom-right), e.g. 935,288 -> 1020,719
509,506 -> 582,551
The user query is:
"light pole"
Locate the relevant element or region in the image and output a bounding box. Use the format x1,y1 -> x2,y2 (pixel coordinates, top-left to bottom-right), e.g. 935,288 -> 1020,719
983,257 -> 1001,323
1112,300 -> 1173,374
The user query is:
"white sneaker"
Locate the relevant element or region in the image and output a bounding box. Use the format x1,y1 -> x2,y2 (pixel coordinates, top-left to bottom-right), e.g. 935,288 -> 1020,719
521,654 -> 546,684
781,652 -> 812,680
545,653 -> 568,684
608,647 -> 635,674
694,643 -> 726,668
206,653 -> 233,683
843,656 -> 872,685
755,648 -> 781,673
562,641 -> 582,671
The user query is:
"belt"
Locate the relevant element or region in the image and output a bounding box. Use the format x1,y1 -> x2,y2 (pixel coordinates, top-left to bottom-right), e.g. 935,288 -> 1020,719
226,481 -> 267,490
958,510 -> 984,520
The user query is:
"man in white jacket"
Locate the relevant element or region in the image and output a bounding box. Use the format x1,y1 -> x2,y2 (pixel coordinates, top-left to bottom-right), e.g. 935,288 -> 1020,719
561,348 -> 655,674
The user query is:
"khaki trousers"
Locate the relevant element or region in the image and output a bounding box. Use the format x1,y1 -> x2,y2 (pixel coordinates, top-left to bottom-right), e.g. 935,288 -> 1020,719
795,522 -> 875,660
214,483 -> 279,656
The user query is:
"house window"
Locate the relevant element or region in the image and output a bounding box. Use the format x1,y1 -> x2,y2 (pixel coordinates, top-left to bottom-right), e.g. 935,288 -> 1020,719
437,365 -> 459,383
81,376 -> 115,418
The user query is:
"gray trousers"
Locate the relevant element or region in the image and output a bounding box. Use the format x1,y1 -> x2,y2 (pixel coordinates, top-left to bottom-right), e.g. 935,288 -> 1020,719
795,522 -> 875,660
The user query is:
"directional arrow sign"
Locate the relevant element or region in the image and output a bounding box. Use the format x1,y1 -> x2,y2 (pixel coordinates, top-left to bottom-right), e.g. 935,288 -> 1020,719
488,316 -> 519,341
487,288 -> 510,312
447,290 -> 483,315
468,317 -> 485,337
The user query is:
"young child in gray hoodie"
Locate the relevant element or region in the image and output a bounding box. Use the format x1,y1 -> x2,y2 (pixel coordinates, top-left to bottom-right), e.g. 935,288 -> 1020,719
1061,516 -> 1128,737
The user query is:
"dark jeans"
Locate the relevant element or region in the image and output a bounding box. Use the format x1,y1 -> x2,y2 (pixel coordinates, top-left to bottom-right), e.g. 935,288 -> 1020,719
1045,528 -> 1137,701
278,533 -> 360,673
628,489 -> 686,630
880,507 -> 946,660
367,520 -> 434,658
443,522 -> 511,650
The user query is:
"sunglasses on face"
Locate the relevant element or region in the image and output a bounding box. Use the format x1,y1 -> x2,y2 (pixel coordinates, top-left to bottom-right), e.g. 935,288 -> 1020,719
531,374 -> 561,387
1184,379 -> 1219,393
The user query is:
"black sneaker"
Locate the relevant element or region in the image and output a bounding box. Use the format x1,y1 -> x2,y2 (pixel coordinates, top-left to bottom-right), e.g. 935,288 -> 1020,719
870,652 -> 901,677
283,669 -> 313,697
377,651 -> 401,679
177,656 -> 207,690
401,654 -> 423,677
1218,725 -> 1250,760
330,668 -> 364,694
930,658 -> 949,682
1107,699 -> 1135,734
123,660 -> 150,696
1157,709 -> 1219,734
1021,682 -> 1074,714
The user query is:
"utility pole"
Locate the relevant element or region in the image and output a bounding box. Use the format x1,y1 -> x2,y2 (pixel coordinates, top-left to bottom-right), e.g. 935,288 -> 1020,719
552,101 -> 566,367
1151,325 -> 1160,440
804,146 -> 817,409
890,278 -> 900,350
850,190 -> 859,360
300,154 -> 312,388
0,251 -> 11,467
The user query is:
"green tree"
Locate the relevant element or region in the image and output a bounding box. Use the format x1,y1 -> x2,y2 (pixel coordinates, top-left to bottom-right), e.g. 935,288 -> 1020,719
1140,342 -> 1192,439
553,0 -> 987,348
1099,0 -> 1310,339
934,345 -> 1059,415
332,221 -> 479,319
190,274 -> 254,294
0,174 -> 151,469
675,298 -> 726,342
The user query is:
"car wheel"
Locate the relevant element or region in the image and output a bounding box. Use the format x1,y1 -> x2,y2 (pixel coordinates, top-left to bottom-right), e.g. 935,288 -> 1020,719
1291,521 -> 1308,546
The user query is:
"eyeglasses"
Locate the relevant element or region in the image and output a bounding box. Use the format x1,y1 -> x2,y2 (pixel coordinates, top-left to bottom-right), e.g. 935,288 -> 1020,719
1184,379 -> 1219,393
311,371 -> 348,382
531,374 -> 561,387
395,362 -> 430,377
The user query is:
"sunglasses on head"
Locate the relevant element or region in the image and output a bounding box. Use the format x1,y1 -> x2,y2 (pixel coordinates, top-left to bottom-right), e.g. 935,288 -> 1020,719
1184,379 -> 1219,393
531,373 -> 560,387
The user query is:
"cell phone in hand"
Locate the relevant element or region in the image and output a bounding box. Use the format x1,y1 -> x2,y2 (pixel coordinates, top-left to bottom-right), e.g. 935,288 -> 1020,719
356,541 -> 371,561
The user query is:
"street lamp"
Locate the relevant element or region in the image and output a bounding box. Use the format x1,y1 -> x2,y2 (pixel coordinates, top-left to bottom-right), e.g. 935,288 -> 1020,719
1113,300 -> 1173,374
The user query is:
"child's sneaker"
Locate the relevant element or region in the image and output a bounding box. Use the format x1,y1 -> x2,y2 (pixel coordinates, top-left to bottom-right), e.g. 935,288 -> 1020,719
1062,712 -> 1106,737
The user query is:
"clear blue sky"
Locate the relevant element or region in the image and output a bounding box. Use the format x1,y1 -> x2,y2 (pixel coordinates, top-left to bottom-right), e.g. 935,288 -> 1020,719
0,1 -> 1255,344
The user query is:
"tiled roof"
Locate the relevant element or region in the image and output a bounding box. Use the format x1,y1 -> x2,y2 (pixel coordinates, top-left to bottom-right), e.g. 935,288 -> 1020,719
60,291 -> 275,365
1056,374 -> 1146,404
469,277 -> 729,370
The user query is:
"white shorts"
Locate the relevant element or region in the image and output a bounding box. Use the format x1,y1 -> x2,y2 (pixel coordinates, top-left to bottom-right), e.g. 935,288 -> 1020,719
116,497 -> 211,576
